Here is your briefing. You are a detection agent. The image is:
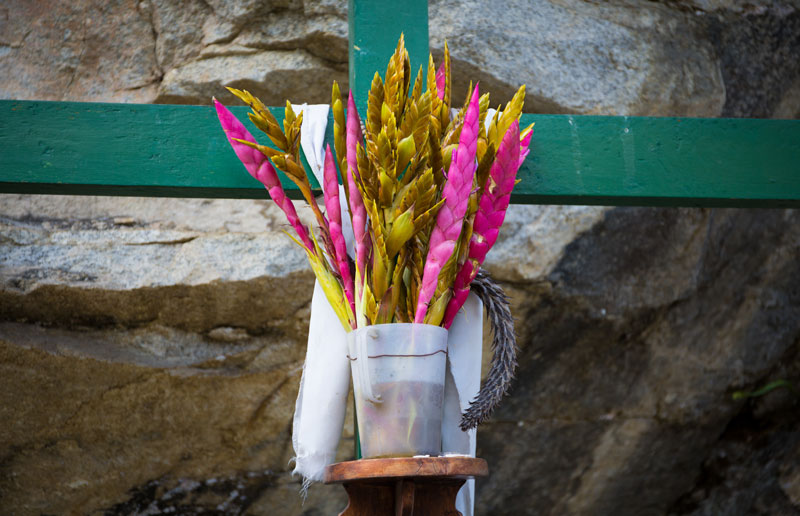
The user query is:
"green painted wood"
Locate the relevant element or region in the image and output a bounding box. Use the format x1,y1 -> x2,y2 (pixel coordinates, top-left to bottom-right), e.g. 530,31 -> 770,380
0,99 -> 324,199
519,114 -> 800,207
1,100 -> 800,207
348,0 -> 429,109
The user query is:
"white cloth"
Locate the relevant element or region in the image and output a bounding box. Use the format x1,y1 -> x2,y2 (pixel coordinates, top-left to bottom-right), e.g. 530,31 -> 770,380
444,294 -> 483,516
291,281 -> 351,491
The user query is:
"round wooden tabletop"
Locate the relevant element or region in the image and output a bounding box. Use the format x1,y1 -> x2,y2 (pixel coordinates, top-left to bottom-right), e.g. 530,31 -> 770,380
324,456 -> 488,484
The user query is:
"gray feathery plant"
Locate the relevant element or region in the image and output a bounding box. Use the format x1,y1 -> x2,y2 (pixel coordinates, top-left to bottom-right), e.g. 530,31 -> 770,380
460,268 -> 518,430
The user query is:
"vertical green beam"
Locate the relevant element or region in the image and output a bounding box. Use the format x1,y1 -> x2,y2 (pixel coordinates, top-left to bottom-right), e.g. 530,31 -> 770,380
347,0 -> 430,460
348,0 -> 429,109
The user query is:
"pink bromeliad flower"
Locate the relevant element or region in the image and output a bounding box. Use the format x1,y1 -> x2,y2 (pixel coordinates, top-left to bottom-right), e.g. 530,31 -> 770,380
214,99 -> 314,252
415,83 -> 481,324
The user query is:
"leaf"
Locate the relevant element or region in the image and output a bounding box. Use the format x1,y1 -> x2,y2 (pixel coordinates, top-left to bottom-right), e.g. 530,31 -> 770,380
423,288 -> 452,327
396,135 -> 416,177
230,137 -> 281,160
732,379 -> 797,400
427,54 -> 442,125
376,285 -> 395,324
475,141 -> 497,197
385,208 -> 415,258
362,282 -> 378,325
413,198 -> 445,232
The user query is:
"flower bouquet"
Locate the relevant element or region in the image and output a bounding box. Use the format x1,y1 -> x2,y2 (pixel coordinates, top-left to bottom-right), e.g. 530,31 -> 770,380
214,34 -> 531,479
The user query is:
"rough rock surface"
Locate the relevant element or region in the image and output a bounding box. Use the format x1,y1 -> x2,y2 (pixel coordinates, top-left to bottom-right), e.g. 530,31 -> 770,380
6,0 -> 798,116
476,207 -> 800,515
2,0 -> 800,515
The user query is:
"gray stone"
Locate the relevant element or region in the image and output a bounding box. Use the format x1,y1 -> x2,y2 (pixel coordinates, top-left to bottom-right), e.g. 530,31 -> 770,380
703,3 -> 800,117
429,0 -> 725,116
0,195 -> 317,338
140,0 -> 211,72
477,208 -> 800,515
0,0 -> 162,103
156,50 -> 347,106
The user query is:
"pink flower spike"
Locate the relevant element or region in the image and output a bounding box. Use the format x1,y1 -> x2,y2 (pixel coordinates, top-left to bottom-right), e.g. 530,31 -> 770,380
323,143 -> 356,314
415,83 -> 481,323
347,90 -> 370,278
519,128 -> 533,167
435,61 -> 446,100
442,119 -> 522,329
214,99 -> 314,252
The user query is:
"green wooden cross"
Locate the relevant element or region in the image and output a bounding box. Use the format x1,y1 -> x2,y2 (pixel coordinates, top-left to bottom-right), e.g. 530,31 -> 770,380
0,0 -> 799,207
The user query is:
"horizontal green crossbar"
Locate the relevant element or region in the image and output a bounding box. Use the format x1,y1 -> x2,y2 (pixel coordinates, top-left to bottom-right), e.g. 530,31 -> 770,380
1,99 -> 799,207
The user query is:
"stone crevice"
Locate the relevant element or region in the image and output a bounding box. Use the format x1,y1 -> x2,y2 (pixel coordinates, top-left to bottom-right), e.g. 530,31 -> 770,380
122,235 -> 198,245
137,0 -> 165,82
62,18 -> 88,99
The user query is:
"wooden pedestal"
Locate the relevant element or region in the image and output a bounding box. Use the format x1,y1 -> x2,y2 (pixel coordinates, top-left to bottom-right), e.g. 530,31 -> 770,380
323,457 -> 488,516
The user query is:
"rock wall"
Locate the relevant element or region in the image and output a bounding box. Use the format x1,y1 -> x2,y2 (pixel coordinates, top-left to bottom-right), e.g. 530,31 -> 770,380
1,1 -> 799,515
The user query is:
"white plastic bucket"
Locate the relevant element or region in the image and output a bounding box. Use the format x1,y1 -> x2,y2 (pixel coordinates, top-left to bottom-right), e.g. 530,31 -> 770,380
347,323 -> 448,458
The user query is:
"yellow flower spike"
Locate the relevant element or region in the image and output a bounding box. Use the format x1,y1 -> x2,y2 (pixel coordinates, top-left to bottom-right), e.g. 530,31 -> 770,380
331,81 -> 350,208
283,154 -> 309,181
227,87 -> 288,151
410,64 -> 424,105
366,72 -> 384,142
440,40 -> 452,129
496,85 -> 526,142
412,91 -> 432,150
291,109 -> 304,155
521,122 -> 535,142
383,35 -> 403,116
427,54 -> 442,120
311,256 -> 354,332
400,46 -> 411,116
284,100 -> 296,130
307,230 -> 354,330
